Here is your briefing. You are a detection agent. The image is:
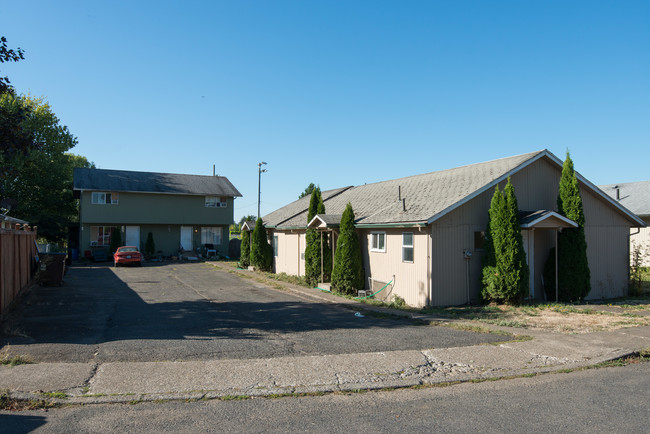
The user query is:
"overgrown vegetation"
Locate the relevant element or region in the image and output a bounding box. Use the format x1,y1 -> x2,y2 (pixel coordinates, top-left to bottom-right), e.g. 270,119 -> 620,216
630,242 -> 649,296
0,346 -> 33,366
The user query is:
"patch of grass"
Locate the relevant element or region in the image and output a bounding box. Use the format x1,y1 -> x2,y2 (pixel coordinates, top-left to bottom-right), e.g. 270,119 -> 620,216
480,319 -> 529,328
0,347 -> 33,367
220,395 -> 250,401
0,389 -> 61,411
40,391 -> 68,399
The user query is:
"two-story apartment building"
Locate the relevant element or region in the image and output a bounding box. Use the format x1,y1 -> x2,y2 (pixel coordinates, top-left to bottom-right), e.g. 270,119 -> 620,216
73,168 -> 241,259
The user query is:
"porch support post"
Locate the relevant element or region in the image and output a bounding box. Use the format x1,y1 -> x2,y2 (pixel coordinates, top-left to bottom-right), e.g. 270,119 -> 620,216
320,231 -> 324,283
529,228 -> 535,300
555,228 -> 559,303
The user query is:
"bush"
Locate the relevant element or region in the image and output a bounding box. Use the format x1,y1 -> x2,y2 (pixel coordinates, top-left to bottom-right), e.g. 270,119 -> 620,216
144,232 -> 155,257
109,227 -> 122,253
480,178 -> 528,305
240,229 -> 251,267
250,218 -> 273,271
304,188 -> 332,286
331,203 -> 364,295
544,152 -> 591,302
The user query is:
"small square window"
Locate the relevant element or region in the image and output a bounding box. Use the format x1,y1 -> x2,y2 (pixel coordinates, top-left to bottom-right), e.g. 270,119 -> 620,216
474,231 -> 486,250
371,232 -> 386,252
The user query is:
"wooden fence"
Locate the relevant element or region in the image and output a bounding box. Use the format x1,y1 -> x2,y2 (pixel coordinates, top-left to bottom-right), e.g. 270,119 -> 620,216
0,224 -> 37,315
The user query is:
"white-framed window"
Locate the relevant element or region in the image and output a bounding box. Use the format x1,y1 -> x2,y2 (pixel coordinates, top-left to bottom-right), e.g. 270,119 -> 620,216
402,232 -> 414,262
90,226 -> 113,246
201,227 -> 222,245
92,192 -> 118,205
371,232 -> 386,252
205,196 -> 227,208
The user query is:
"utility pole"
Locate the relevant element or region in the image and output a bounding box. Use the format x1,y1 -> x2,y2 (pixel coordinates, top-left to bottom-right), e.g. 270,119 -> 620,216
257,161 -> 267,219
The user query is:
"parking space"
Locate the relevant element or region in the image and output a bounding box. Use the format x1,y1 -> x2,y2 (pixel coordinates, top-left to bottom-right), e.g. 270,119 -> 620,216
1,263 -> 504,363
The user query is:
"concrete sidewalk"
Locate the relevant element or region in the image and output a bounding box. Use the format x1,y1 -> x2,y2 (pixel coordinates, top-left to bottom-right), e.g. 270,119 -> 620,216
1,265 -> 649,405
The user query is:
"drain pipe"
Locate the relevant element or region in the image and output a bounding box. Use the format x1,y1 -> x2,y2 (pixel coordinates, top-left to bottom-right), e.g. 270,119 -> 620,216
463,249 -> 473,304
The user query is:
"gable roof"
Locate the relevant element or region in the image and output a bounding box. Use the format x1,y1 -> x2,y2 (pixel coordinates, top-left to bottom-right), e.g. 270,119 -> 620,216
264,150 -> 645,229
598,181 -> 650,217
73,168 -> 242,197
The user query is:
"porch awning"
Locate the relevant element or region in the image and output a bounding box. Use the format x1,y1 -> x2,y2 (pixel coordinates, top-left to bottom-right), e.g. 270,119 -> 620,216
307,214 -> 342,229
519,210 -> 578,229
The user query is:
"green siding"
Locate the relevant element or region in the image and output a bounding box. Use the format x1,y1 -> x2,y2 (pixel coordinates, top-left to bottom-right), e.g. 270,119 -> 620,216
79,223 -> 230,258
78,191 -> 235,257
80,191 -> 234,225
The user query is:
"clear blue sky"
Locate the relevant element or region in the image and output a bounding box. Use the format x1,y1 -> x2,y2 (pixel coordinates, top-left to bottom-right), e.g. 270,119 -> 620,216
3,1 -> 649,223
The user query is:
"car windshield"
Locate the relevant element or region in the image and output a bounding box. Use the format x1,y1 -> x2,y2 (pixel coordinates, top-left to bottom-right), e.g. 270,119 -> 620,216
118,247 -> 138,252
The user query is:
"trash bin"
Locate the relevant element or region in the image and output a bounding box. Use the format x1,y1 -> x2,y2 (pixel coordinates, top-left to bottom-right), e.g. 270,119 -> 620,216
38,253 -> 67,286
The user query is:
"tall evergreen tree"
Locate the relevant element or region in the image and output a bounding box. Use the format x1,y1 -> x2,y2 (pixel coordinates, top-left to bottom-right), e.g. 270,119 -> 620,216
250,218 -> 273,271
331,203 -> 363,295
544,151 -> 591,301
240,228 -> 251,267
481,178 -> 528,304
502,178 -> 529,303
305,188 -> 332,286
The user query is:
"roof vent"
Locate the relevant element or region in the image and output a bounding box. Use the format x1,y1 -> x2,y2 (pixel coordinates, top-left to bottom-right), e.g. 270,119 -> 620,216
614,185 -> 620,200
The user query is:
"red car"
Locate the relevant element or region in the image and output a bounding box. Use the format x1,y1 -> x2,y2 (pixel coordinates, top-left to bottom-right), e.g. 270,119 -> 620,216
113,246 -> 143,267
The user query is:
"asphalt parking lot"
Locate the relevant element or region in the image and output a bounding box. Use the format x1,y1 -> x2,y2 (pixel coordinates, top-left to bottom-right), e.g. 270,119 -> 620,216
1,263 -> 504,363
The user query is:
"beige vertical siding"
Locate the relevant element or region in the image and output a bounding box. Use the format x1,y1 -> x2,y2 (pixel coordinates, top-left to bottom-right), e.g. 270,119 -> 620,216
361,228 -> 430,307
429,157 -> 636,305
630,219 -> 650,267
273,230 -> 306,276
581,188 -> 634,299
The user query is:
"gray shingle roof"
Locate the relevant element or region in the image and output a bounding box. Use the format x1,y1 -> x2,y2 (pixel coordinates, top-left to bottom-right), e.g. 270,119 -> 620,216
73,168 -> 242,197
599,181 -> 650,217
264,150 -> 545,228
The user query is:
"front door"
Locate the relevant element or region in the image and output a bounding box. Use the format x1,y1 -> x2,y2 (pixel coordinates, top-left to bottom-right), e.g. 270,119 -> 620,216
180,226 -> 193,252
125,226 -> 140,249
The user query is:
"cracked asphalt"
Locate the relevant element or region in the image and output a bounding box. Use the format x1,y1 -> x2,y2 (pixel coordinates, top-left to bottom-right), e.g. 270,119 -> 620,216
0,263 -> 504,363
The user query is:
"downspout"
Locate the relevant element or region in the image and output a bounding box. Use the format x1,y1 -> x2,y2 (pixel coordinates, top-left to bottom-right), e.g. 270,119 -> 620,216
555,228 -> 559,303
428,225 -> 432,306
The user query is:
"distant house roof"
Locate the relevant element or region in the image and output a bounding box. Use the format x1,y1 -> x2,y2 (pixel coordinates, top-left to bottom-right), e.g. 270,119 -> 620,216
599,181 -> 650,217
308,214 -> 343,229
1,213 -> 28,227
264,150 -> 645,229
73,168 -> 242,197
241,220 -> 256,231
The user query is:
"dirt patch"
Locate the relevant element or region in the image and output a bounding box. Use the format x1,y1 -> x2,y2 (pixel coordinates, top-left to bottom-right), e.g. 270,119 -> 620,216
476,305 -> 650,333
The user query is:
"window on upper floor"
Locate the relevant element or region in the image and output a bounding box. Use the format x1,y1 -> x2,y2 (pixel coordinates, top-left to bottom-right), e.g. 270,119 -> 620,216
371,232 -> 386,252
92,192 -> 119,205
205,196 -> 227,208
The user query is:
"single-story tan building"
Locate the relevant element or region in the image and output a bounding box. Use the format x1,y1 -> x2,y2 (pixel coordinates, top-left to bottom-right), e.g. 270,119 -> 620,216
262,150 -> 645,307
600,181 -> 650,267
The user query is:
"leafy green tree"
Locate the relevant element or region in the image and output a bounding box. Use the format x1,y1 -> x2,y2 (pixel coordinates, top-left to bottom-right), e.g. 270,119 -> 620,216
0,36 -> 24,95
250,218 -> 273,271
299,182 -> 317,199
144,232 -> 155,257
481,178 -> 528,304
110,227 -> 123,253
0,94 -> 90,242
238,215 -> 256,227
240,228 -> 251,267
331,203 -> 364,295
304,187 -> 332,286
544,151 -> 591,301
